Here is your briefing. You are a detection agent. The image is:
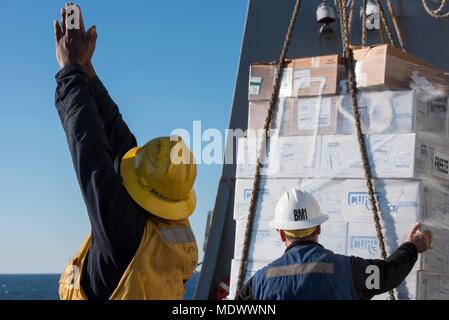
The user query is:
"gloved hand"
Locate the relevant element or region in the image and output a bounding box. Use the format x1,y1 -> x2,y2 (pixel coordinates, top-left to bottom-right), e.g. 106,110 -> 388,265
54,3 -> 97,75
407,222 -> 432,253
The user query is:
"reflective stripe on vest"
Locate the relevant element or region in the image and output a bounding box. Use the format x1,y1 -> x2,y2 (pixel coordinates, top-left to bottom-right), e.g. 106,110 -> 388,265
160,227 -> 195,244
266,262 -> 335,278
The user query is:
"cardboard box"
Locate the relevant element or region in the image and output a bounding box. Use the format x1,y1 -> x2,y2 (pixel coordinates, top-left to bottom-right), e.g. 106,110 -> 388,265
232,178 -> 449,299
342,179 -> 449,228
249,63 -> 293,101
249,54 -> 344,100
417,271 -> 449,300
321,133 -> 449,182
347,222 -> 419,300
247,98 -> 295,137
337,90 -> 449,136
240,135 -> 449,183
319,222 -> 348,255
342,179 -> 421,225
234,219 -> 285,261
235,177 -> 449,228
421,225 -> 449,273
248,90 -> 449,138
229,259 -> 269,299
248,97 -> 339,137
292,54 -> 345,97
420,181 -> 449,229
302,178 -> 347,221
233,179 -> 348,261
353,45 -> 449,95
347,222 -> 415,259
236,136 -> 322,178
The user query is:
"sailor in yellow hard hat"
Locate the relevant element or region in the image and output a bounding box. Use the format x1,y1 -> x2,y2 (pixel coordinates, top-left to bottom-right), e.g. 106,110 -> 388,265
54,4 -> 198,300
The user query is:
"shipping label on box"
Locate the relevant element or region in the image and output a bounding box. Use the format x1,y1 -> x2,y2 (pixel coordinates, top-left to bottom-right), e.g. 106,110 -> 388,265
420,180 -> 449,229
432,151 -> 449,179
321,134 -> 417,179
342,179 -> 420,224
280,67 -> 293,97
292,54 -> 342,97
295,96 -> 339,135
415,134 -> 449,183
249,63 -> 292,101
249,64 -> 274,101
236,136 -> 322,179
249,76 -> 263,95
298,96 -> 332,130
248,96 -> 338,137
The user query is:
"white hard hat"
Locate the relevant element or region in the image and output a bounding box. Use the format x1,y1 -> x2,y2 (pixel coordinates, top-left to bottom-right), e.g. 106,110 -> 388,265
269,188 -> 329,231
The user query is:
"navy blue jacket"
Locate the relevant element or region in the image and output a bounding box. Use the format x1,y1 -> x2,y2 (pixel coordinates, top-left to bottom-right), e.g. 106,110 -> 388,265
236,240 -> 418,300
251,241 -> 358,300
55,64 -> 147,300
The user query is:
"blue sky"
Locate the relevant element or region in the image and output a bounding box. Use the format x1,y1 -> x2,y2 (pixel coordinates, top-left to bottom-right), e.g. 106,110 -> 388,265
0,1 -> 247,273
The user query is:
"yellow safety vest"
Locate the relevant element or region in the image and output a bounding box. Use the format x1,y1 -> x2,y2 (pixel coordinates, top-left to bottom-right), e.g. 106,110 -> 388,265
58,216 -> 198,300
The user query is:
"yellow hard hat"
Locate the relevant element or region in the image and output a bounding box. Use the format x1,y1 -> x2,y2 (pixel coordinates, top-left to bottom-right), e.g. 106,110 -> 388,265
120,136 -> 197,220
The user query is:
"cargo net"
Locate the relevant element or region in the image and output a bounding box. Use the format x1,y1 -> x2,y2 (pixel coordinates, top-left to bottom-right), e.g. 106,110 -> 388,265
230,44 -> 449,300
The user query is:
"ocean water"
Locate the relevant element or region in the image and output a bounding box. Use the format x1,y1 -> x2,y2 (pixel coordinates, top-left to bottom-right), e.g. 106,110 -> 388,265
0,273 -> 199,300
0,274 -> 60,300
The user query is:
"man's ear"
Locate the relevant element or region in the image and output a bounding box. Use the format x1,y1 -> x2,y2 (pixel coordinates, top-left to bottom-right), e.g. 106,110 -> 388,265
279,229 -> 287,242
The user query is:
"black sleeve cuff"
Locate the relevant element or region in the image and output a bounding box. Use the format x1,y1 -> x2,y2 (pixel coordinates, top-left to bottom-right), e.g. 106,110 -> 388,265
55,63 -> 86,81
400,242 -> 419,256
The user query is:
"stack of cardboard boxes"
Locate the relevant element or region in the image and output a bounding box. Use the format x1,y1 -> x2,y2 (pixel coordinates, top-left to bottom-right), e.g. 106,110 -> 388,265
229,44 -> 449,300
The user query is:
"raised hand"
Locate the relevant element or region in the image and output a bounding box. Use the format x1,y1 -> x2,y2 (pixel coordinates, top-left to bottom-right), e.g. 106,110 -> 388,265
54,3 -> 97,72
407,223 -> 432,253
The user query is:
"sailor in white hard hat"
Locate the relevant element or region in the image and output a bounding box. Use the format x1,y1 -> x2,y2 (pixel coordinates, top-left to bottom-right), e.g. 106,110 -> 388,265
236,188 -> 432,300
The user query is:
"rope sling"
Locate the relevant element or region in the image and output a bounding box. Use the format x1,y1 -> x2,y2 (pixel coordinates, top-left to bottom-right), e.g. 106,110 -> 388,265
235,0 -> 303,294
422,0 -> 449,19
337,0 -> 395,300
235,0 -> 441,299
